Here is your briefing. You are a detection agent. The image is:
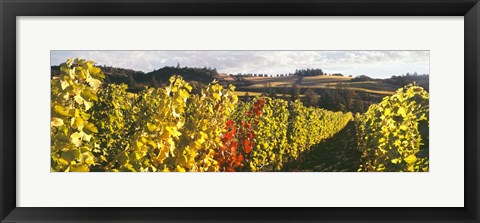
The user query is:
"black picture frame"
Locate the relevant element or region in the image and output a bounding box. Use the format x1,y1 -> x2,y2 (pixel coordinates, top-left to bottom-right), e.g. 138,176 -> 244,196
1,0 -> 479,222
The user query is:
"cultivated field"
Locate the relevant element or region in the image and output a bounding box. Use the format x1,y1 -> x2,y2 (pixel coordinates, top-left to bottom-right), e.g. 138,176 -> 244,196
224,74 -> 398,96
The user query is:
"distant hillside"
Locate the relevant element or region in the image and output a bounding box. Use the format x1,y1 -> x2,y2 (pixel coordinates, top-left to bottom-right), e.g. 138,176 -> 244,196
385,73 -> 429,91
134,66 -> 219,85
51,64 -> 428,103
51,65 -> 144,82
51,65 -> 223,92
102,66 -> 145,85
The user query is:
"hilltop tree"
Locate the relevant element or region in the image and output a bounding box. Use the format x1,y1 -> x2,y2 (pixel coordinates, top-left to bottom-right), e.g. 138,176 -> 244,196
127,75 -> 137,88
263,82 -> 277,98
304,89 -> 319,107
318,88 -> 367,113
294,68 -> 324,76
290,84 -> 300,101
151,76 -> 159,88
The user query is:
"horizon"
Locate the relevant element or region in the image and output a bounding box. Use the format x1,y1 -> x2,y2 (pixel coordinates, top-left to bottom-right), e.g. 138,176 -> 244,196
51,50 -> 429,79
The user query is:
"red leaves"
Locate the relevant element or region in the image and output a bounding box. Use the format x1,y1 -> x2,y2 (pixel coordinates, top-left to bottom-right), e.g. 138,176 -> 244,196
226,119 -> 235,127
216,118 -> 243,172
215,97 -> 266,172
253,98 -> 266,117
233,154 -> 243,168
244,138 -> 252,153
245,99 -> 265,117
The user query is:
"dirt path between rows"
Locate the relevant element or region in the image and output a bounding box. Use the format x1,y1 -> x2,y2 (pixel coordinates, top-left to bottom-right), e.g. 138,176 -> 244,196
285,121 -> 362,172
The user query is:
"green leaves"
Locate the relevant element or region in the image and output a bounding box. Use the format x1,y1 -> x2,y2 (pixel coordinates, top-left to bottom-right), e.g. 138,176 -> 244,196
54,105 -> 71,117
397,107 -> 406,117
86,76 -> 102,90
243,97 -> 353,172
51,117 -> 64,127
70,132 -> 83,147
51,58 -> 105,172
355,84 -> 429,172
146,122 -> 156,132
384,108 -> 391,116
70,164 -> 89,172
61,150 -> 79,162
403,154 -> 417,164
84,122 -> 98,133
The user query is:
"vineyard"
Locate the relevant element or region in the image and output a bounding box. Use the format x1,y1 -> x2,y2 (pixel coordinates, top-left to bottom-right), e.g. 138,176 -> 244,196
51,59 -> 429,172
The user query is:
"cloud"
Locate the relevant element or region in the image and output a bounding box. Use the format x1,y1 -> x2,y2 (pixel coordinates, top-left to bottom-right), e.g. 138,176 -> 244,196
51,50 -> 429,78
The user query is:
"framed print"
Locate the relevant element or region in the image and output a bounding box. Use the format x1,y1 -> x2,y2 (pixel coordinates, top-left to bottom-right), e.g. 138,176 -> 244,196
1,0 -> 479,222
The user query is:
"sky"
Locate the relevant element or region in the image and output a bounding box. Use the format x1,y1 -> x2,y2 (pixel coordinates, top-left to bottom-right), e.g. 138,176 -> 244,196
51,51 -> 429,79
